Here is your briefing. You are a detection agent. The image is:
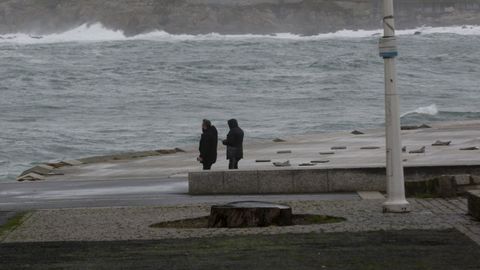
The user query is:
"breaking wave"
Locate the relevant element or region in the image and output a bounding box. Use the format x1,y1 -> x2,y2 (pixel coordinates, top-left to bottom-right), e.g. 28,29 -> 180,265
401,104 -> 439,118
401,104 -> 480,125
1,23 -> 480,44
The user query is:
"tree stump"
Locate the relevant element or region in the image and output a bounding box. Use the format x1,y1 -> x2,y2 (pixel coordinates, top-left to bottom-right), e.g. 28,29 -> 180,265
208,201 -> 292,228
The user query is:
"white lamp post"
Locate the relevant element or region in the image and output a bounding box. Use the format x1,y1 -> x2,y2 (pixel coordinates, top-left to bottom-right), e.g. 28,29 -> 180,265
379,0 -> 411,213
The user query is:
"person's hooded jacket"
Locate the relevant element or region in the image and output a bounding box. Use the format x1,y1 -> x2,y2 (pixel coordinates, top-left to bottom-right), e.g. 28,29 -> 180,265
199,125 -> 218,165
222,119 -> 244,160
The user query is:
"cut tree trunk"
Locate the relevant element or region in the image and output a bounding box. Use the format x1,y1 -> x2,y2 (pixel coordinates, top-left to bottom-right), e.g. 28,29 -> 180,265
208,201 -> 292,228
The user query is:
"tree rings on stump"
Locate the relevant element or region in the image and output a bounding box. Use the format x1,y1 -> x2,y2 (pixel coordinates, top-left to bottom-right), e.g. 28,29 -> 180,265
208,201 -> 293,228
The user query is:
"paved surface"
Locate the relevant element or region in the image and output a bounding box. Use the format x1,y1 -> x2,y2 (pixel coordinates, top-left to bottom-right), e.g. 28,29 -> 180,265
3,197 -> 479,245
37,120 -> 480,181
0,178 -> 358,211
1,230 -> 479,270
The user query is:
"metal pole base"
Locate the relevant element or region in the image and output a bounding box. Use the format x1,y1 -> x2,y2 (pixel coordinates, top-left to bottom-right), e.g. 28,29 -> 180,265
382,200 -> 411,213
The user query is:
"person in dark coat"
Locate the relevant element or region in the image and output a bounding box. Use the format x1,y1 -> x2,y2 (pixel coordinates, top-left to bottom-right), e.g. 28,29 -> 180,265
198,119 -> 218,170
222,119 -> 244,169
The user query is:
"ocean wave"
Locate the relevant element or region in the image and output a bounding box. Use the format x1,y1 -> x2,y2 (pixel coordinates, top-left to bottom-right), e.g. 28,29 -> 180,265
401,104 -> 480,125
1,24 -> 480,44
401,104 -> 439,118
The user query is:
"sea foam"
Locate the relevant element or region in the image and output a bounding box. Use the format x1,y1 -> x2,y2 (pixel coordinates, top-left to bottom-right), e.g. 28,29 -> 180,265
1,23 -> 480,44
401,104 -> 439,118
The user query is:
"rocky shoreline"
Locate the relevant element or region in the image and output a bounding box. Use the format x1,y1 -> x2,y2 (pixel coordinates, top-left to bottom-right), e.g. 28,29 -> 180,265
1,0 -> 480,36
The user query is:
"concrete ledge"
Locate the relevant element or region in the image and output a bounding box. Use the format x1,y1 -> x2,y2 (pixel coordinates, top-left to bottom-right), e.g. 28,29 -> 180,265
468,190 -> 480,220
188,165 -> 480,195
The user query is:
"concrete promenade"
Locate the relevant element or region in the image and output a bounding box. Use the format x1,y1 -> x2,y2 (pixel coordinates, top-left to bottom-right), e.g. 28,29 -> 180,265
24,120 -> 480,184
189,120 -> 480,194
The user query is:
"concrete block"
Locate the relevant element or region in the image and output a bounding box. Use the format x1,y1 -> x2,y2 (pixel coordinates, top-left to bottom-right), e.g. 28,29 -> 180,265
17,172 -> 45,181
292,170 -> 328,193
258,170 -> 294,193
188,171 -> 224,194
18,165 -> 53,178
471,175 -> 480,185
38,164 -> 54,170
453,174 -> 472,186
63,159 -> 83,166
223,171 -> 259,194
467,190 -> 480,220
357,191 -> 385,200
437,175 -> 456,198
328,168 -> 386,192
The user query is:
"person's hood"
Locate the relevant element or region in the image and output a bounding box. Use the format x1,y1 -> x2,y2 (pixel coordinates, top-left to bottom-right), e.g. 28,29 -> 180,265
227,119 -> 239,129
203,125 -> 216,133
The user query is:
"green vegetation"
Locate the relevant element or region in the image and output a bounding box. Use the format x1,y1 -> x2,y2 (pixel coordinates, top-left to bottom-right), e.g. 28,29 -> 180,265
1,229 -> 479,269
0,212 -> 29,239
298,214 -> 346,224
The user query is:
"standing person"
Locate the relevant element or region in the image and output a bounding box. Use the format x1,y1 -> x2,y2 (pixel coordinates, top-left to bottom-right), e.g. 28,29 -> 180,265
222,119 -> 244,169
198,119 -> 218,170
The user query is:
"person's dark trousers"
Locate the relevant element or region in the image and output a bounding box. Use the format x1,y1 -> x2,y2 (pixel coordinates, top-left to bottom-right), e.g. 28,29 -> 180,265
228,159 -> 238,169
203,163 -> 213,170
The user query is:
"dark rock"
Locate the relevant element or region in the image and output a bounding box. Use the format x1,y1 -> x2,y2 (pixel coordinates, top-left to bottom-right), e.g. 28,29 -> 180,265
360,146 -> 380,150
319,152 -> 335,155
401,125 -> 419,130
331,146 -> 347,150
298,163 -> 316,166
460,146 -> 479,151
273,138 -> 286,143
401,124 -> 432,130
276,150 -> 292,154
414,31 -> 422,35
409,146 -> 426,154
255,159 -> 271,163
351,130 -> 364,135
273,160 -> 290,167
402,146 -> 407,152
208,201 -> 292,228
432,140 -> 451,146
311,160 -> 330,164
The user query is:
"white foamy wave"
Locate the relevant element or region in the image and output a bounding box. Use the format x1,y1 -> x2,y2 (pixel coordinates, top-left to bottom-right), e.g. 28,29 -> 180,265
401,104 -> 439,117
0,24 -> 125,44
1,23 -> 480,44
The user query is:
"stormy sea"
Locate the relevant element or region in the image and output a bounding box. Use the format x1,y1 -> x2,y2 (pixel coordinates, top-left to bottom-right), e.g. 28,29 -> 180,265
1,24 -> 479,181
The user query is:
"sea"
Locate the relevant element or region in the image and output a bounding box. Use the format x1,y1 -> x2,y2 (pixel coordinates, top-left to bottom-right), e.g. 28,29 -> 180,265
1,24 -> 479,181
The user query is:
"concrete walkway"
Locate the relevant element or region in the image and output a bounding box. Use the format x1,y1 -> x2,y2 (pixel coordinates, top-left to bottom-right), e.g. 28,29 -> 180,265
0,178 -> 358,210
3,197 -> 479,246
33,120 -> 480,182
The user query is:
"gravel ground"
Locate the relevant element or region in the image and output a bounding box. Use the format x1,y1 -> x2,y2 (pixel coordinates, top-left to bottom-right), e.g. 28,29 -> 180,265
5,198 -> 477,243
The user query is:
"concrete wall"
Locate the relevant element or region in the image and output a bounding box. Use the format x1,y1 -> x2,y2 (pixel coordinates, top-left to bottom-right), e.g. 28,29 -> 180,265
189,165 -> 480,194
